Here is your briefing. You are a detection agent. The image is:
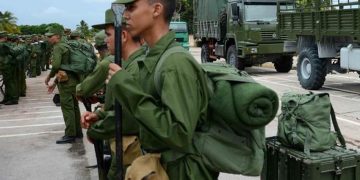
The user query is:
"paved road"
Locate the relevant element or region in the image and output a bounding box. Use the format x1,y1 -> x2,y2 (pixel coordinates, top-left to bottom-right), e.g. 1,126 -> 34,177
0,47 -> 359,180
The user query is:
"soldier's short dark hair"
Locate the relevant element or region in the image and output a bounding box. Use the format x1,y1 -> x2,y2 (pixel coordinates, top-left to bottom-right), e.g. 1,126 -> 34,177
148,0 -> 176,24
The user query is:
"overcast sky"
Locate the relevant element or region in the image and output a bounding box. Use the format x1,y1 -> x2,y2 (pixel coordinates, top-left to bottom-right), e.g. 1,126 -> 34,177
0,0 -> 113,30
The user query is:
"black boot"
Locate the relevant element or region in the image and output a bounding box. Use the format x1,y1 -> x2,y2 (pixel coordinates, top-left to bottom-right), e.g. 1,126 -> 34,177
56,136 -> 76,144
4,100 -> 18,105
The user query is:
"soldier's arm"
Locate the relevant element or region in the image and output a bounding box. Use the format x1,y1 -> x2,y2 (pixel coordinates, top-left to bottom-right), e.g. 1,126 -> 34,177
108,54 -> 205,150
76,58 -> 111,97
49,44 -> 67,78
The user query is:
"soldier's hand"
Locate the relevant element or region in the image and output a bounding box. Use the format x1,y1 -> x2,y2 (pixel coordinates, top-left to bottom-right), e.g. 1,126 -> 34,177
81,111 -> 99,129
47,83 -> 56,94
106,63 -> 122,84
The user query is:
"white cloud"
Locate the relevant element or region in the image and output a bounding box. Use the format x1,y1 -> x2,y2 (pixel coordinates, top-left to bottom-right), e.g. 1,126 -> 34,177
43,6 -> 64,14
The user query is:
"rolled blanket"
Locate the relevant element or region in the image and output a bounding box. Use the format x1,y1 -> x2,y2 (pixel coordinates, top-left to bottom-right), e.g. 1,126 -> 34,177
209,80 -> 278,130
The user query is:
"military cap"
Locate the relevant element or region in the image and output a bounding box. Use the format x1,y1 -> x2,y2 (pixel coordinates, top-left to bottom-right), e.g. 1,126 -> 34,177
45,25 -> 64,37
94,30 -> 107,47
70,30 -> 81,37
92,9 -> 115,29
113,0 -> 135,4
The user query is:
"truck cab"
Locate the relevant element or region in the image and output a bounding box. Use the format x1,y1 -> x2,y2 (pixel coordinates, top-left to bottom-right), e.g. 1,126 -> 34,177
170,21 -> 190,50
194,0 -> 295,72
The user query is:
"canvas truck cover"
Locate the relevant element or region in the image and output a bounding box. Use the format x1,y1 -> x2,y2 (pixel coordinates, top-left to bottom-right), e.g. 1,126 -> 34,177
194,0 -> 227,22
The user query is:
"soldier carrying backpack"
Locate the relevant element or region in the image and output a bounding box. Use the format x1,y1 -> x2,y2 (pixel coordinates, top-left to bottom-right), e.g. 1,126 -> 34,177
106,0 -> 279,179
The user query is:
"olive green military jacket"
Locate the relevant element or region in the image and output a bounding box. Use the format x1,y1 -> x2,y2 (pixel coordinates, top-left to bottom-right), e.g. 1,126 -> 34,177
87,47 -> 145,139
76,54 -> 114,97
49,40 -> 70,78
0,42 -> 12,70
107,32 -> 209,152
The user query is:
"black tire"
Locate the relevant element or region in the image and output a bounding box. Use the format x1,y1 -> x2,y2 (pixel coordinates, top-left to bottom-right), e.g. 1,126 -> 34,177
226,45 -> 244,70
201,44 -> 211,63
274,55 -> 293,73
297,47 -> 327,90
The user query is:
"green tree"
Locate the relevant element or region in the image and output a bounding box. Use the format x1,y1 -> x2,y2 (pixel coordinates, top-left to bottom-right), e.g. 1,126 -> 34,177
76,20 -> 92,40
19,23 -> 64,35
178,0 -> 193,34
0,11 -> 20,33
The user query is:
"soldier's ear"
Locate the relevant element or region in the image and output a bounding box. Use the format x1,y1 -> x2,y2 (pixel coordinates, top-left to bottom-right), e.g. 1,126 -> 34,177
152,2 -> 163,18
121,30 -> 127,43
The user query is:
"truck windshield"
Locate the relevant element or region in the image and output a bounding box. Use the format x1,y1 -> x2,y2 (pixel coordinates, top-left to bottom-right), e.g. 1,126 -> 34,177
170,23 -> 188,33
244,4 -> 277,22
244,2 -> 293,22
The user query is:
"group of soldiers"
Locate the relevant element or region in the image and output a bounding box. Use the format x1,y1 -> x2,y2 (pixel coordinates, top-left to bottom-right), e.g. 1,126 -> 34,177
4,0 -> 233,179
0,32 -> 51,105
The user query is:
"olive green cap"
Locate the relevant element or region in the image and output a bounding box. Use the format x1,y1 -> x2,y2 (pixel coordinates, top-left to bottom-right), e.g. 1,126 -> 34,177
94,30 -> 107,46
45,25 -> 64,37
92,9 -> 115,29
70,30 -> 81,37
113,0 -> 135,4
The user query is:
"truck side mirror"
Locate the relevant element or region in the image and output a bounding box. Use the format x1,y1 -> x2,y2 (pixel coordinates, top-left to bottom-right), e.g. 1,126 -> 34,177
231,3 -> 239,21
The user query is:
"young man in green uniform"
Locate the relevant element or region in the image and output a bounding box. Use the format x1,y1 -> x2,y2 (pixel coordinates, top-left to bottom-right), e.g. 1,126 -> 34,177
0,34 -> 20,105
107,0 -> 219,179
45,25 -> 83,144
80,9 -> 144,180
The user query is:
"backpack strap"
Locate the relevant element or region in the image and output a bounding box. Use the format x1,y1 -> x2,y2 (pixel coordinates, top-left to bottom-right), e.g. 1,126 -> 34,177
154,46 -> 190,95
330,105 -> 346,148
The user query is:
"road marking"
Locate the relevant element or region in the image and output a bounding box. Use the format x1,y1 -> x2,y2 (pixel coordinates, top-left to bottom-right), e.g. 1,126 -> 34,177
337,117 -> 360,126
0,115 -> 63,122
0,122 -> 63,129
0,131 -> 63,138
0,110 -> 61,117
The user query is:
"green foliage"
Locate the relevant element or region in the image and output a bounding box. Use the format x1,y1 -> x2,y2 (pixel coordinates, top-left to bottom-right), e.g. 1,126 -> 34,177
0,11 -> 20,33
296,0 -> 331,10
19,23 -> 64,35
76,20 -> 93,40
178,0 -> 193,34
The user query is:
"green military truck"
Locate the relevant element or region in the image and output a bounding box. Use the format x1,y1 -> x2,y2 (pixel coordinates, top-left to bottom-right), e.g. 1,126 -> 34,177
193,0 -> 295,72
278,0 -> 360,90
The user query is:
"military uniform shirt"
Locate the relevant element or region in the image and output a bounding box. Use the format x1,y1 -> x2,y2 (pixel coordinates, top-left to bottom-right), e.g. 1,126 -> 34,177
107,31 -> 209,152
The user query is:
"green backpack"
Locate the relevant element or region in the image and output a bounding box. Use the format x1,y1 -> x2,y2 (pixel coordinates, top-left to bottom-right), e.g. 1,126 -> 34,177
277,92 -> 346,155
154,46 -> 279,175
61,40 -> 96,75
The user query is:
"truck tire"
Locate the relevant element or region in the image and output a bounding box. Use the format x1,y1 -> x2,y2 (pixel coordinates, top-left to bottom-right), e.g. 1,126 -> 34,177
201,44 -> 211,63
297,47 -> 327,90
274,55 -> 293,73
227,45 -> 244,70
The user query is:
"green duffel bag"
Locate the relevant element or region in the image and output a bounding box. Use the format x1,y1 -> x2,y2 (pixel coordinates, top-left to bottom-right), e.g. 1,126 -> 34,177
277,92 -> 346,154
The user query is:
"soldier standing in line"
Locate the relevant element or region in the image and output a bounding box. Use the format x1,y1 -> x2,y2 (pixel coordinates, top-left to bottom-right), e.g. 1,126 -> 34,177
45,25 -> 83,144
0,33 -> 19,105
106,0 -> 219,179
29,35 -> 40,78
14,37 -> 28,97
80,9 -> 145,180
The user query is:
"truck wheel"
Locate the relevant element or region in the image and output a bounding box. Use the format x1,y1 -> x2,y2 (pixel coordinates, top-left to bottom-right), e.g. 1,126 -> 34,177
297,47 -> 327,90
227,45 -> 244,70
201,44 -> 211,63
274,55 -> 293,73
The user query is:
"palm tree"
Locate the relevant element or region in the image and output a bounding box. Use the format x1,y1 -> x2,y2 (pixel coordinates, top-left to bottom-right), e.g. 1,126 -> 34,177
0,11 -> 20,33
76,20 -> 91,40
